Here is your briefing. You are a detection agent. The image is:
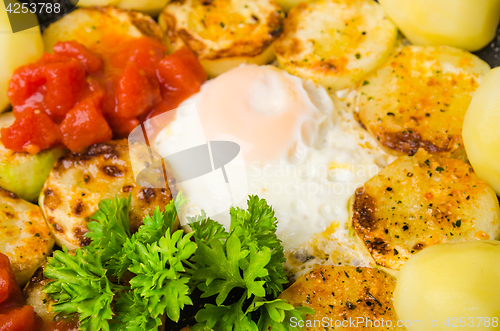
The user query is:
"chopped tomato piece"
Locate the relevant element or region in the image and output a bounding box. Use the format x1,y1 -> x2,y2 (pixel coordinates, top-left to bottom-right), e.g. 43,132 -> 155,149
42,54 -> 86,122
0,306 -> 40,331
60,99 -> 113,152
1,110 -> 60,153
4,38 -> 207,153
8,64 -> 46,109
53,41 -> 103,73
111,37 -> 166,78
9,53 -> 86,123
82,77 -> 105,108
116,62 -> 160,118
107,116 -> 140,139
157,47 -> 207,103
145,98 -> 180,121
0,254 -> 22,307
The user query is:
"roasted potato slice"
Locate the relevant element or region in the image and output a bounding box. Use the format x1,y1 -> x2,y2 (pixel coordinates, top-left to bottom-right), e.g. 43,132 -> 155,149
274,0 -> 398,90
0,188 -> 54,285
279,265 -> 403,330
42,6 -> 164,52
350,149 -> 500,271
39,139 -> 173,250
357,45 -> 490,158
158,0 -> 284,77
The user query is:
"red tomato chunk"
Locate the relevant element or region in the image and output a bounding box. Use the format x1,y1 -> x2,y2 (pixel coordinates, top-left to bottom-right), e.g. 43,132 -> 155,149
0,254 -> 41,331
2,38 -> 207,153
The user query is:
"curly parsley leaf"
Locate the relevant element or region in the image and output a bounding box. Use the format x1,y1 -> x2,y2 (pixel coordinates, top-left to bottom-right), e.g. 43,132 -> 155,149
230,196 -> 287,297
189,212 -> 228,245
86,195 -> 131,262
44,194 -> 313,331
43,194 -> 195,331
128,230 -> 197,322
190,196 -> 312,331
193,233 -> 248,305
110,195 -> 187,280
43,247 -> 119,331
255,300 -> 314,331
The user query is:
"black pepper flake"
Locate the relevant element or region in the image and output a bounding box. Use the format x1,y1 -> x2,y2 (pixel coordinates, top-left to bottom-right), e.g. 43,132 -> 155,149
346,301 -> 356,310
367,292 -> 382,307
386,187 -> 393,191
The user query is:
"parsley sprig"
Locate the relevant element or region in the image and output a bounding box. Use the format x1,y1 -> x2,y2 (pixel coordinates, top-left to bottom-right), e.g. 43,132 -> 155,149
43,195 -> 313,331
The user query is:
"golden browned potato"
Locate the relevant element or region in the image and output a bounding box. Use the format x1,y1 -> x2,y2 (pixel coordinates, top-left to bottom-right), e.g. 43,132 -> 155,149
0,188 -> 54,285
356,45 -> 490,159
42,6 -> 163,52
279,265 -> 403,330
350,149 -> 500,271
39,140 -> 173,250
274,0 -> 398,90
158,0 -> 284,77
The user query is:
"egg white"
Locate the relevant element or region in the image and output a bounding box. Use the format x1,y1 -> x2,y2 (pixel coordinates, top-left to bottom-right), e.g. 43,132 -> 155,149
154,65 -> 395,277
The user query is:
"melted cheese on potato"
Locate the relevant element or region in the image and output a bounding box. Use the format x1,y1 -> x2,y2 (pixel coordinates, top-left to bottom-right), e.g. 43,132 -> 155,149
350,149 -> 500,270
0,188 -> 54,285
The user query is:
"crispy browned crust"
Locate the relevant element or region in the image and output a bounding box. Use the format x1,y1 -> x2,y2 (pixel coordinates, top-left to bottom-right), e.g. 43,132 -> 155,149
41,139 -> 173,249
351,150 -> 500,270
159,0 -> 284,60
127,8 -> 164,41
279,265 -> 403,330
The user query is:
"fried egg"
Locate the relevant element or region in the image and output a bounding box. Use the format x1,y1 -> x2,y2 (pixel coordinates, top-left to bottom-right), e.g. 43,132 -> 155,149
154,65 -> 394,277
